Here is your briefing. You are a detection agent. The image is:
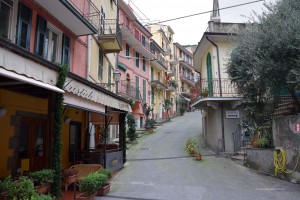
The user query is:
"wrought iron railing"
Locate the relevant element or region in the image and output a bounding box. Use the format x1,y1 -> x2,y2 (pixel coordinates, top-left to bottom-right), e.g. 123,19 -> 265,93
118,80 -> 141,101
99,19 -> 122,42
200,78 -> 239,97
119,18 -> 150,51
68,0 -> 100,31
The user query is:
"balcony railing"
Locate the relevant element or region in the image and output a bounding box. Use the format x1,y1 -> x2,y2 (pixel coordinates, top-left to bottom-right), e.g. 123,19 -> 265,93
200,78 -> 239,97
151,80 -> 167,90
179,57 -> 193,70
180,72 -> 196,85
118,80 -> 141,101
97,19 -> 122,53
119,18 -> 150,51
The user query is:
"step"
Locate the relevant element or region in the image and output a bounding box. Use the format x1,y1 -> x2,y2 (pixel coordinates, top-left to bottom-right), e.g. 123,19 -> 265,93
236,150 -> 246,156
231,155 -> 246,161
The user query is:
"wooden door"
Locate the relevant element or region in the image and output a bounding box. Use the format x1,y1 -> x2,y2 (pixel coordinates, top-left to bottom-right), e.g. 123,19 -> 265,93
18,117 -> 48,171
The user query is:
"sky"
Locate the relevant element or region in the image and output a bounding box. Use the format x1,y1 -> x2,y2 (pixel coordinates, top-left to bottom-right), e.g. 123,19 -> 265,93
129,0 -> 278,45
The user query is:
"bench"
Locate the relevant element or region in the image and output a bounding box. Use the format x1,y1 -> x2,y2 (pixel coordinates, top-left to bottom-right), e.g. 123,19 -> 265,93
63,164 -> 102,191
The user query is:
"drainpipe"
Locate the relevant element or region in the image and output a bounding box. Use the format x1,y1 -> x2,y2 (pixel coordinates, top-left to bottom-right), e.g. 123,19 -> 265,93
206,36 -> 225,152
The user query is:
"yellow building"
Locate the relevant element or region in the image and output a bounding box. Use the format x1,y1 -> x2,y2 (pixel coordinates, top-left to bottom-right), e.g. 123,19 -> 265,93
147,25 -> 177,119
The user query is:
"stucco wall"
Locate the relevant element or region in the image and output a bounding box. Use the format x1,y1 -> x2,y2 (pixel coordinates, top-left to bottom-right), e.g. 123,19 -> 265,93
272,115 -> 300,180
246,149 -> 275,174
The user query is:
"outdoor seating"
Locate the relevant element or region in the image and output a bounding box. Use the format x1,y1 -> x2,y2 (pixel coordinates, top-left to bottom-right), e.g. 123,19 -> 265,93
63,164 -> 102,191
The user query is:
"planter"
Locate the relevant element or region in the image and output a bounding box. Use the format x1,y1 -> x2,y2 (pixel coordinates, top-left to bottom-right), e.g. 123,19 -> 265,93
36,183 -> 50,194
194,153 -> 202,161
146,128 -> 154,134
189,150 -> 196,155
76,192 -> 97,200
96,183 -> 111,196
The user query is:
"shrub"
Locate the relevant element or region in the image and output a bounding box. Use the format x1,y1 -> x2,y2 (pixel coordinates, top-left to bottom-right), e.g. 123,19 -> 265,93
80,173 -> 107,196
29,169 -> 55,185
99,169 -> 113,180
180,107 -> 185,115
5,176 -> 37,200
126,113 -> 137,142
144,119 -> 156,129
35,194 -> 53,200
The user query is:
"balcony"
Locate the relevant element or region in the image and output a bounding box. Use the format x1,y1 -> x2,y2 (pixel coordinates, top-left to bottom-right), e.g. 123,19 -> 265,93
162,47 -> 171,56
200,78 -> 239,97
169,55 -> 179,65
119,18 -> 153,58
35,0 -> 99,35
180,73 -> 196,86
179,57 -> 194,71
97,20 -> 122,53
151,80 -> 167,90
151,54 -> 168,71
167,67 -> 176,77
118,80 -> 141,101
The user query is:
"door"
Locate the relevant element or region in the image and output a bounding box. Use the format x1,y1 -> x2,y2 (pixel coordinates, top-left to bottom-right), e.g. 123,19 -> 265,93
206,53 -> 213,97
18,117 -> 48,172
69,122 -> 81,163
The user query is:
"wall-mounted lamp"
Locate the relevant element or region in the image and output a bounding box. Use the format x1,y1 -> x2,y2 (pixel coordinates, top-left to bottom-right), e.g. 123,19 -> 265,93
113,68 -> 121,94
0,107 -> 7,117
64,117 -> 72,124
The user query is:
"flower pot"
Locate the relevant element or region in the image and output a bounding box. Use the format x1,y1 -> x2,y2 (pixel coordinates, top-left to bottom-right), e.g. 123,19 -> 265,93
189,150 -> 196,155
194,153 -> 202,161
76,192 -> 97,200
96,183 -> 111,196
36,183 -> 50,194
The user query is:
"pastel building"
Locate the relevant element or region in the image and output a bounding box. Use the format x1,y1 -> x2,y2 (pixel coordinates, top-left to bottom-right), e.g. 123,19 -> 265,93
0,0 -> 130,178
118,0 -> 154,128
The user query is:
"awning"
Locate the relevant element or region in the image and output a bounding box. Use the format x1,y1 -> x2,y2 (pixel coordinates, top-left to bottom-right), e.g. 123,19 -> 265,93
179,94 -> 190,102
118,63 -> 127,71
0,67 -> 64,93
191,97 -> 242,108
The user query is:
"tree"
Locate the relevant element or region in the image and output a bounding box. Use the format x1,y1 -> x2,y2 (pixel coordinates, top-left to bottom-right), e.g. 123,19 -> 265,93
227,0 -> 300,113
126,113 -> 137,142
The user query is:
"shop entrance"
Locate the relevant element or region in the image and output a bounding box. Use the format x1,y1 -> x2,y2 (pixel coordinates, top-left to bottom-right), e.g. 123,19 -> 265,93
18,117 -> 48,172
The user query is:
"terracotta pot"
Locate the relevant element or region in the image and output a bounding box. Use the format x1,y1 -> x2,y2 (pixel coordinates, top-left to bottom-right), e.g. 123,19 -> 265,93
36,183 -> 50,194
76,192 -> 97,200
97,183 -> 111,196
194,153 -> 202,161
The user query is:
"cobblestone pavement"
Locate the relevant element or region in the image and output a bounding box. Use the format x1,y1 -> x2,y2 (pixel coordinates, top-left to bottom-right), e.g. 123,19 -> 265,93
98,111 -> 300,200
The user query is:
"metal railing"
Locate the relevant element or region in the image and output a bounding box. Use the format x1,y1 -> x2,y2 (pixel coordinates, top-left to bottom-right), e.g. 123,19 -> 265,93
118,80 -> 141,101
200,78 -> 239,97
68,0 -> 100,31
99,19 -> 122,43
119,18 -> 150,51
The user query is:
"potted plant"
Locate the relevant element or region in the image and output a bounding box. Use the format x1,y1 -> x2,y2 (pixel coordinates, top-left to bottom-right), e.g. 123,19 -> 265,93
185,138 -> 198,155
180,107 -> 185,116
4,176 -> 37,200
144,119 -> 156,133
77,173 -> 99,200
201,88 -> 209,97
168,79 -> 178,89
95,170 -> 111,196
29,169 -> 54,194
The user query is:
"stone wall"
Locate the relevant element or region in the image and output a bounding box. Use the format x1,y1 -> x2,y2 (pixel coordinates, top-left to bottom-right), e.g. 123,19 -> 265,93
247,115 -> 300,182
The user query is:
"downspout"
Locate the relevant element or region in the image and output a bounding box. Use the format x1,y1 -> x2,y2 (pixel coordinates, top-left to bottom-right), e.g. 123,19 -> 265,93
206,36 -> 225,152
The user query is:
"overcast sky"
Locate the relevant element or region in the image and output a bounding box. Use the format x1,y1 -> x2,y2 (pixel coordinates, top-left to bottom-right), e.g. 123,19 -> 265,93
130,0 -> 278,45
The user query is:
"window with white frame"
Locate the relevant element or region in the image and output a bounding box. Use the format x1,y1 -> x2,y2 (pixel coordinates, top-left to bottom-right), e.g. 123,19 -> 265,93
0,0 -> 13,39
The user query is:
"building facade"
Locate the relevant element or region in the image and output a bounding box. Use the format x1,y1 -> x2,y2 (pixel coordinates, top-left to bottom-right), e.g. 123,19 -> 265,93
118,0 -> 153,128
0,0 -> 130,178
191,0 -> 245,153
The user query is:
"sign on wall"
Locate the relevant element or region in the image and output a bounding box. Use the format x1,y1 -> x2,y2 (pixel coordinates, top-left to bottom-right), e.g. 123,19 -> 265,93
226,110 -> 240,119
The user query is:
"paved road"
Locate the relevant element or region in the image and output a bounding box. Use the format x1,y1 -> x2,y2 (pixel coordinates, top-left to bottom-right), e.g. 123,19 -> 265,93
99,112 -> 300,200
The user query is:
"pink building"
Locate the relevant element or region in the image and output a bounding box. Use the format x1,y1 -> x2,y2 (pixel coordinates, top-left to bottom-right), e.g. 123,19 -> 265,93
118,0 -> 154,128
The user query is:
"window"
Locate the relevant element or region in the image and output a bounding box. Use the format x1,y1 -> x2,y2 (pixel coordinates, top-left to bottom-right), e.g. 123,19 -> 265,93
143,79 -> 146,100
142,56 -> 146,71
62,34 -> 70,67
35,16 -> 47,57
151,67 -> 154,81
108,64 -> 112,90
135,76 -> 139,99
100,7 -> 105,34
98,48 -> 103,80
17,3 -> 32,49
126,43 -> 129,56
142,35 -> 146,46
158,72 -> 160,82
0,0 -> 13,39
135,52 -> 139,68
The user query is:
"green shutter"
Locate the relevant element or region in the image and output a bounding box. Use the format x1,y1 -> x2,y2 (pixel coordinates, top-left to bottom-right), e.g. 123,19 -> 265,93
143,79 -> 146,100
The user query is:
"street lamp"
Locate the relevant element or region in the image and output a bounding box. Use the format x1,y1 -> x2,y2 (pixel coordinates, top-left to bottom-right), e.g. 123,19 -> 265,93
113,68 -> 121,94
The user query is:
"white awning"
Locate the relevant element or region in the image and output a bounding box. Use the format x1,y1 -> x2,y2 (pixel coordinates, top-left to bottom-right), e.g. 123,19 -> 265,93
0,67 -> 64,93
179,94 -> 190,102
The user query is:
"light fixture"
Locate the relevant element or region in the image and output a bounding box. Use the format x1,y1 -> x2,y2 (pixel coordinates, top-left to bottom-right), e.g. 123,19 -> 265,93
113,68 -> 121,94
64,117 -> 71,124
0,107 -> 7,117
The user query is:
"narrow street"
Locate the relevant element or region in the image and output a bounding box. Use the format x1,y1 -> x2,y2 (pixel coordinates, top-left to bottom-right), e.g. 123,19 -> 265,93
99,112 -> 300,200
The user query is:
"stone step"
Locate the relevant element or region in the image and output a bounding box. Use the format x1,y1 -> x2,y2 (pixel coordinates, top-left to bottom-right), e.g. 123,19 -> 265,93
236,150 -> 246,156
231,155 -> 246,161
